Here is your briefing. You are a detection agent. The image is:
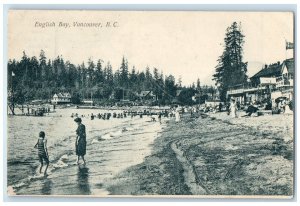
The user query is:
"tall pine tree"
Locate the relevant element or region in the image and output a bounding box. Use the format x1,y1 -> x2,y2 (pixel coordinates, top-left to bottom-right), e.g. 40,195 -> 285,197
213,22 -> 248,101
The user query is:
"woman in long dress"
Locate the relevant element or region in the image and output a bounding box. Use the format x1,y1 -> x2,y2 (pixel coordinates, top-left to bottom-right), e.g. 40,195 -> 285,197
74,117 -> 86,165
175,106 -> 181,122
229,99 -> 238,118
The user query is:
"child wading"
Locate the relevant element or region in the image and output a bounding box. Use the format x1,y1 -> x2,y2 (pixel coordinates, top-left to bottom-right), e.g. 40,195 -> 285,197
34,131 -> 49,175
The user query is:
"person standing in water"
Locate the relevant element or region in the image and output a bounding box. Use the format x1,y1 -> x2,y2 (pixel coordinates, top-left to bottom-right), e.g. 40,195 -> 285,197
74,117 -> 87,165
34,131 -> 49,175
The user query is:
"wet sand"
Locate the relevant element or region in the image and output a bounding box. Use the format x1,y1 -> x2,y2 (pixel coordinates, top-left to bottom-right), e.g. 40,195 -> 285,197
106,112 -> 293,197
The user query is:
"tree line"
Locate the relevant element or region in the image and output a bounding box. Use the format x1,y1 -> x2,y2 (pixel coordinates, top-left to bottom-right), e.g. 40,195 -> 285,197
8,51 -> 216,105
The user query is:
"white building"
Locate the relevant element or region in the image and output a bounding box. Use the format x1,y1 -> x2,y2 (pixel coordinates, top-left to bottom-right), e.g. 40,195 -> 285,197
51,93 -> 71,104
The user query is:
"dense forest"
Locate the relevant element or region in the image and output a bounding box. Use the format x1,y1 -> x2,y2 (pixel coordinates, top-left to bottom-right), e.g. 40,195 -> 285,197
7,51 -> 216,106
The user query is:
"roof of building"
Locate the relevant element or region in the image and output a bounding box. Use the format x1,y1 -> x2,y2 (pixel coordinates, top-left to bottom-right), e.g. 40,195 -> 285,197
176,90 -> 182,96
138,91 -> 155,97
251,62 -> 282,79
284,58 -> 294,75
251,58 -> 294,79
54,92 -> 71,98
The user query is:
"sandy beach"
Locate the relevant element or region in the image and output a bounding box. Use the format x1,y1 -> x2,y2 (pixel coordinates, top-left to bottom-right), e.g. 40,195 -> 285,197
7,108 -> 293,197
106,111 -> 293,197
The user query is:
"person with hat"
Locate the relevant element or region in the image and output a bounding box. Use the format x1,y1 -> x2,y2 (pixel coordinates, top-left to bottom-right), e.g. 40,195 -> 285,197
74,117 -> 86,165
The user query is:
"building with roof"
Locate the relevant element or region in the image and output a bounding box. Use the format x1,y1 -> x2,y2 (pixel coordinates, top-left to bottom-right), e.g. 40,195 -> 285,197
227,58 -> 294,104
51,92 -> 72,104
137,90 -> 156,100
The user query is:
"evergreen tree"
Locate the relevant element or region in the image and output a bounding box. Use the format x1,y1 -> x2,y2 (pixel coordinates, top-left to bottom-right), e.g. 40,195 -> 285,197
164,75 -> 176,101
191,82 -> 196,90
120,57 -> 129,88
152,67 -> 160,99
196,78 -> 201,93
129,66 -> 138,89
145,66 -> 152,89
138,71 -> 146,91
96,59 -> 104,85
30,56 -> 39,86
87,58 -> 95,87
39,50 -> 47,79
213,22 -> 248,101
177,76 -> 182,88
106,62 -> 114,85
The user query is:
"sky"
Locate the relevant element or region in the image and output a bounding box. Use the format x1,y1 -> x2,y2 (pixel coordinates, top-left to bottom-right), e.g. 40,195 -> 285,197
8,11 -> 294,86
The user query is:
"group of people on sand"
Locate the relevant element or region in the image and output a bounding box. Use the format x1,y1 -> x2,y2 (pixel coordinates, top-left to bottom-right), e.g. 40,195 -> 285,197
228,98 -> 257,118
228,97 -> 293,118
34,117 -> 87,175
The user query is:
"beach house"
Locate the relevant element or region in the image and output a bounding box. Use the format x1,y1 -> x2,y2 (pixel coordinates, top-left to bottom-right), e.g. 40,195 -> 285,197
227,58 -> 294,104
51,92 -> 72,104
137,90 -> 156,101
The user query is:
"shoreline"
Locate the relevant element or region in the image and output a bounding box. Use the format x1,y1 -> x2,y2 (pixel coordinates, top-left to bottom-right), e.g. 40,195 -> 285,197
105,111 -> 293,196
7,108 -> 165,195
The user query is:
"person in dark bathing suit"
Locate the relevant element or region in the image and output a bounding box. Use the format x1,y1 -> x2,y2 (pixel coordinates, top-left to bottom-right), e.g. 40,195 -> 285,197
34,131 -> 49,175
74,117 -> 87,165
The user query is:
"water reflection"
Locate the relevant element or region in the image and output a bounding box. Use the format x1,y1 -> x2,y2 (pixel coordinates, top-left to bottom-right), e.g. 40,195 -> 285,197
77,166 -> 91,195
41,178 -> 53,195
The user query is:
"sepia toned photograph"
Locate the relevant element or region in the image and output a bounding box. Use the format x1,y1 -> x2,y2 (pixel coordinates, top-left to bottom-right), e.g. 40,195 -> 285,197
6,10 -> 294,197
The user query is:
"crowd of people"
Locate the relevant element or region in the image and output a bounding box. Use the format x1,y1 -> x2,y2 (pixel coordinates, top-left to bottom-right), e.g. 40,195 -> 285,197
34,97 -> 294,175
34,105 -> 188,175
69,105 -> 188,123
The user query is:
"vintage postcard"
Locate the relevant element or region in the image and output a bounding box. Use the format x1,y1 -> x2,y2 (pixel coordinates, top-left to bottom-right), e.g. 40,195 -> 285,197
6,10 -> 294,197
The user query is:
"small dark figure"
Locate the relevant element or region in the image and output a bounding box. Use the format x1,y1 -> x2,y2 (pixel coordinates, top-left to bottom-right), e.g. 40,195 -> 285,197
246,105 -> 258,116
226,103 -> 230,115
218,103 -> 223,112
34,131 -> 49,175
158,113 -> 162,124
236,101 -> 241,110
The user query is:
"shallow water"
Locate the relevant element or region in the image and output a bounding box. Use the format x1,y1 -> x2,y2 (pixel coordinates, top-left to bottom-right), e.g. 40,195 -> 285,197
7,108 -> 163,195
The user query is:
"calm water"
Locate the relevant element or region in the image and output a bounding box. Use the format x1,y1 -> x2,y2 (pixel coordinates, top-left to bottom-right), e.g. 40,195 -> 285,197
7,108 -> 164,195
